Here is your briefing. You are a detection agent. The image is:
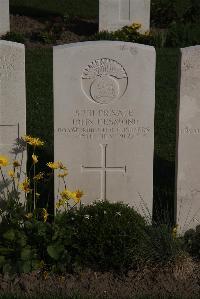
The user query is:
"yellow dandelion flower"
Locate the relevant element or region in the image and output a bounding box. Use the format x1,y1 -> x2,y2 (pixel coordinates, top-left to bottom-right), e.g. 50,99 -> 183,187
57,170 -> 68,178
25,212 -> 33,219
33,172 -> 44,181
71,189 -> 84,203
23,135 -> 44,147
172,224 -> 179,239
19,178 -> 31,193
28,137 -> 44,147
41,208 -> 49,223
60,189 -> 73,200
22,135 -> 32,142
131,22 -> 142,30
0,155 -> 9,167
56,198 -> 66,209
58,162 -> 68,170
13,160 -> 21,168
144,30 -> 150,36
47,161 -> 60,170
32,154 -> 38,164
7,170 -> 15,178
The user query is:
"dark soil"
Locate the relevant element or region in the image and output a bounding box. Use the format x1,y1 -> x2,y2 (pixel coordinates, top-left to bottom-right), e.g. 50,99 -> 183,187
9,14 -> 98,47
0,257 -> 200,298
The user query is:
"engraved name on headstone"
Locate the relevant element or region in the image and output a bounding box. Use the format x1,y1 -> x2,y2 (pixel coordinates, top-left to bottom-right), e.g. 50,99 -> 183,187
99,0 -> 151,33
54,41 -> 155,217
176,46 -> 200,233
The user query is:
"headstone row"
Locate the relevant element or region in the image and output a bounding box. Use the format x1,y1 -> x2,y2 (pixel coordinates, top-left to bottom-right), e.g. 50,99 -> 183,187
176,46 -> 200,233
0,38 -> 200,234
0,0 -> 10,36
99,0 -> 151,33
0,0 -> 150,35
0,40 -> 26,199
53,42 -> 200,234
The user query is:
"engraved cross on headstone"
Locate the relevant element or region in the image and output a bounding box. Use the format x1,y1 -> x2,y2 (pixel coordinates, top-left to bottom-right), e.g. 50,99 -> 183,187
81,144 -> 126,200
119,0 -> 131,21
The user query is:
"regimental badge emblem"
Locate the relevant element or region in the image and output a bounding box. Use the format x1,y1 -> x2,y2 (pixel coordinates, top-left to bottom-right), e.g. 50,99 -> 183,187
81,58 -> 128,104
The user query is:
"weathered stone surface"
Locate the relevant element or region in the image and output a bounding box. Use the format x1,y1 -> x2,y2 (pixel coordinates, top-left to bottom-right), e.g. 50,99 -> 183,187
0,41 -> 26,199
99,0 -> 150,33
176,46 -> 200,233
54,41 -> 155,217
0,0 -> 10,36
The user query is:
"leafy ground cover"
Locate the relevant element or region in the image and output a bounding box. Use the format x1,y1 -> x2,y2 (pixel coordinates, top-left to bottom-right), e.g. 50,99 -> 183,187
0,256 -> 199,298
1,296 -> 199,299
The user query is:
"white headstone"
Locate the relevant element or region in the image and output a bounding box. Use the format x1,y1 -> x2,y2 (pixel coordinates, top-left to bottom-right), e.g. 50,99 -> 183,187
176,46 -> 200,233
99,0 -> 150,33
0,0 -> 10,36
0,41 -> 26,197
54,41 -> 155,217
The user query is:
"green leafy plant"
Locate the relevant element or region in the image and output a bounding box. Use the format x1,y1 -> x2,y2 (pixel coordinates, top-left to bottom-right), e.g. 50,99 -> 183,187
142,224 -> 185,265
151,0 -> 200,27
184,225 -> 200,259
165,23 -> 200,47
52,201 -> 150,273
1,31 -> 26,43
94,23 -> 154,46
0,135 -> 83,274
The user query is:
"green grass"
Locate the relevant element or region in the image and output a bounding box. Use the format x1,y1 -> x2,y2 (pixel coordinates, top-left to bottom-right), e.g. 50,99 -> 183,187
26,48 -> 53,159
10,0 -> 99,18
155,49 -> 179,162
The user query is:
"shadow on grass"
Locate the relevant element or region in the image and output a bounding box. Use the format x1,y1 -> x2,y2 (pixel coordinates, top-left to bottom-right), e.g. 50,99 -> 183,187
68,19 -> 98,36
10,5 -> 62,18
153,153 -> 175,226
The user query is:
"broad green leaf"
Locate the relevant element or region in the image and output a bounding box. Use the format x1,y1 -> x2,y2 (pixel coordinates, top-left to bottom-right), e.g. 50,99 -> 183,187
20,248 -> 32,261
0,247 -> 14,255
47,244 -> 64,261
3,229 -> 15,241
21,261 -> 31,273
0,255 -> 5,266
17,234 -> 27,247
3,263 -> 12,273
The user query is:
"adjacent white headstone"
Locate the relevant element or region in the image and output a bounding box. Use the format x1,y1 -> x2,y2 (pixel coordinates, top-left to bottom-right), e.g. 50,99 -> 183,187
0,0 -> 10,36
0,41 -> 26,197
54,41 -> 155,217
99,0 -> 150,33
176,46 -> 200,233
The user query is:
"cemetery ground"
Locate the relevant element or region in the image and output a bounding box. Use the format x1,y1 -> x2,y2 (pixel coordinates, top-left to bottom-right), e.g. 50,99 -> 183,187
1,0 -> 200,299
